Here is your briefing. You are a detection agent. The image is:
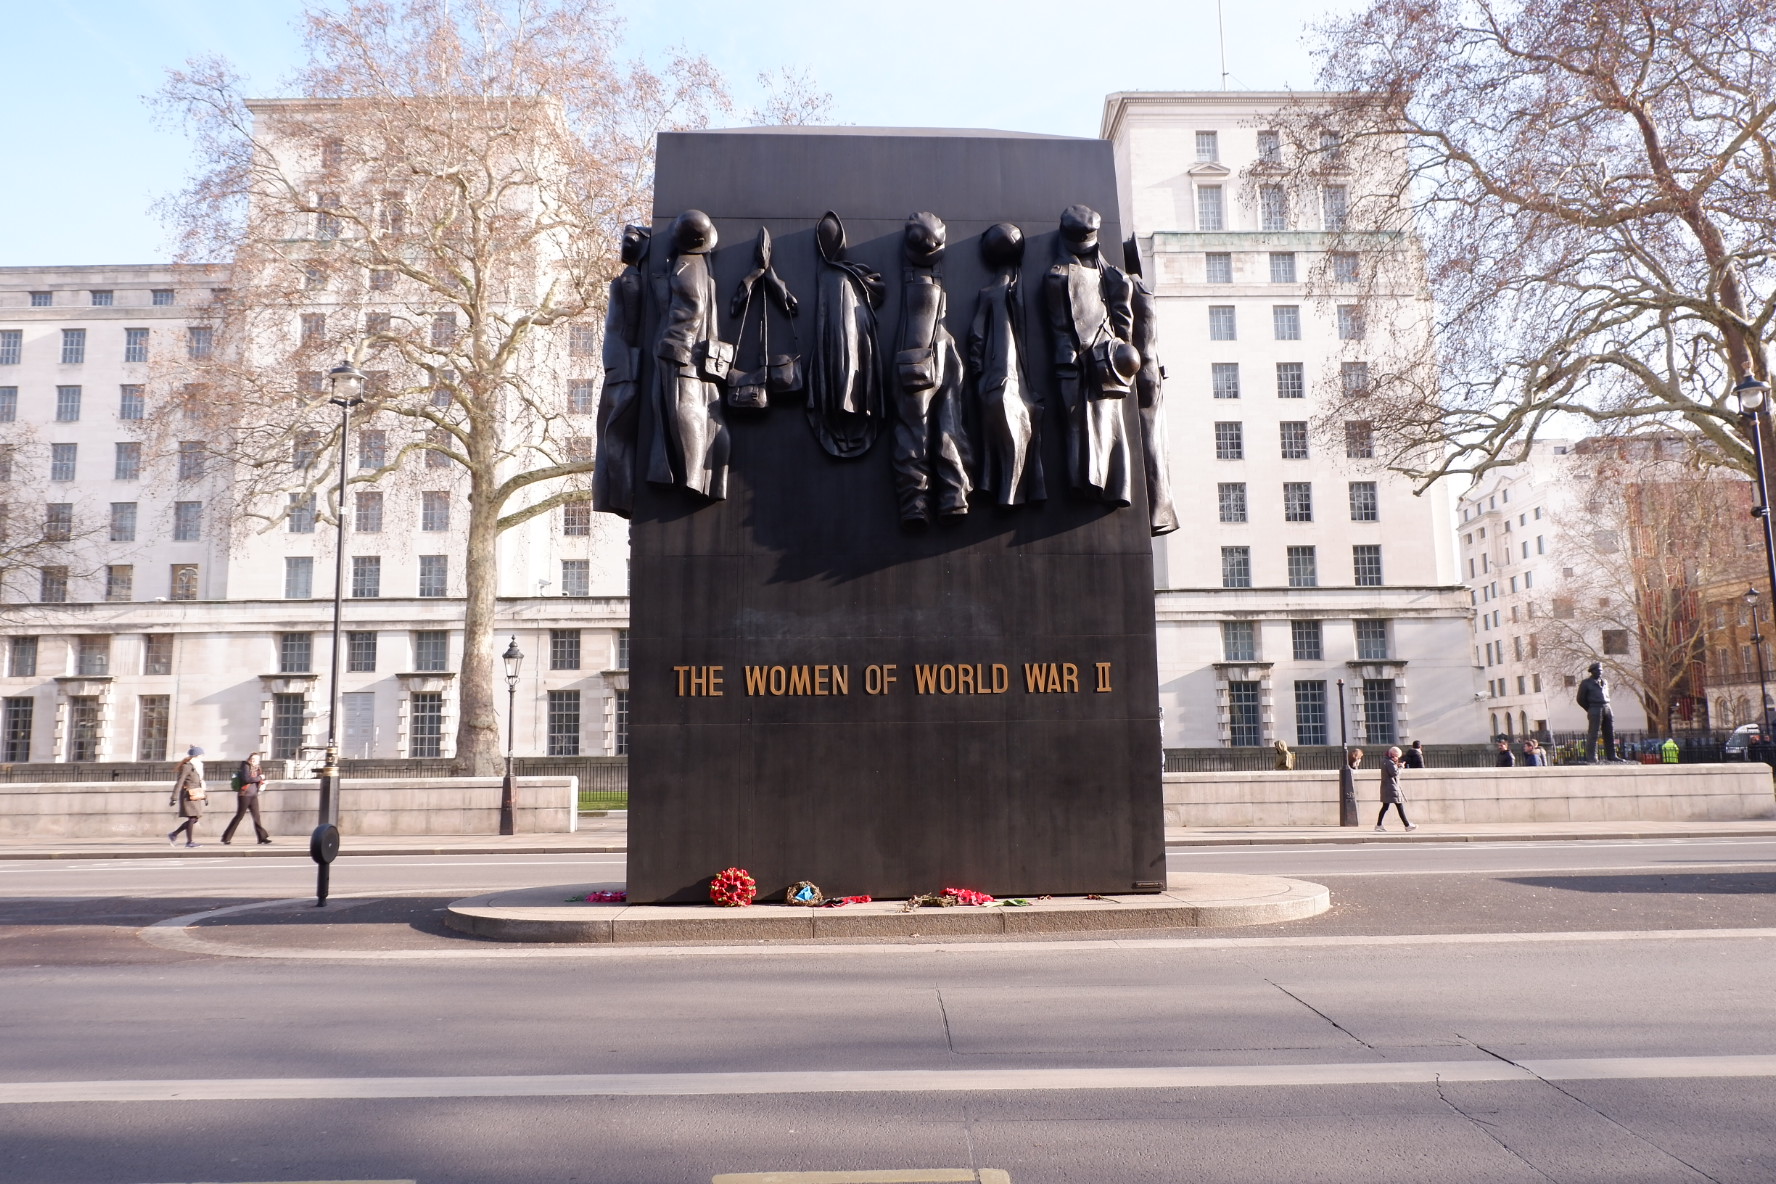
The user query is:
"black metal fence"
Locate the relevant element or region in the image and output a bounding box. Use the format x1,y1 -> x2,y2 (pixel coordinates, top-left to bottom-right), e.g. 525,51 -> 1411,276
1165,745 -> 1499,772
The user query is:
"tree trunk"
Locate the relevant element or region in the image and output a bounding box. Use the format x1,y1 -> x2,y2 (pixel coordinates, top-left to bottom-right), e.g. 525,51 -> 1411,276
453,486 -> 503,775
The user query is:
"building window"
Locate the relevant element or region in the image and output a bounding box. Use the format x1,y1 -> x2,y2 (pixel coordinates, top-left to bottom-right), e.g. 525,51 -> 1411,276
287,493 -> 317,534
1197,185 -> 1225,231
142,634 -> 173,676
1333,252 -> 1360,283
1323,184 -> 1350,230
364,312 -> 392,337
152,289 -> 174,306
1291,620 -> 1324,661
1294,681 -> 1328,745
1340,362 -> 1371,400
172,501 -> 203,541
615,629 -> 630,670
355,490 -> 384,533
1286,545 -> 1318,587
271,694 -> 306,760
108,442 -> 141,482
425,429 -> 452,468
0,387 -> 13,420
0,444 -> 12,481
137,696 -> 169,762
279,633 -> 313,674
1349,481 -> 1379,522
1356,619 -> 1390,660
186,326 -> 213,360
124,327 -> 150,363
285,556 -> 314,599
292,431 -> 321,470
75,635 -> 111,677
9,637 -> 39,677
1279,422 -> 1309,459
1272,306 -> 1301,341
45,502 -> 73,541
1214,421 -> 1244,460
431,312 -> 457,347
1221,546 -> 1252,589
109,502 -> 137,542
413,631 -> 449,672
547,689 -> 582,756
613,689 -> 630,755
347,631 -> 378,673
1217,482 -> 1248,524
1362,679 -> 1398,744
357,429 -> 387,470
1222,620 -> 1257,662
105,565 -> 133,603
1195,129 -> 1220,161
369,268 -> 395,291
550,629 -> 582,671
421,491 -> 450,532
316,193 -> 342,240
178,441 -> 205,480
1205,252 -> 1233,283
1283,482 -> 1314,522
1211,362 -> 1241,399
1337,305 -> 1365,341
351,555 -> 381,598
119,385 -> 145,419
67,697 -> 100,762
1353,545 -> 1384,587
2,698 -> 32,763
1257,129 -> 1282,162
1344,421 -> 1375,459
409,692 -> 444,757
1208,305 -> 1237,341
569,324 -> 598,357
55,386 -> 82,421
50,443 -> 77,482
0,330 -> 20,365
1602,629 -> 1631,655
170,564 -> 199,601
29,292 -> 52,307
40,567 -> 70,603
1269,251 -> 1296,283
562,500 -> 592,537
61,329 -> 86,365
568,379 -> 598,414
1228,681 -> 1262,747
1259,185 -> 1289,231
418,555 -> 448,597
562,559 -> 591,597
1275,362 -> 1304,399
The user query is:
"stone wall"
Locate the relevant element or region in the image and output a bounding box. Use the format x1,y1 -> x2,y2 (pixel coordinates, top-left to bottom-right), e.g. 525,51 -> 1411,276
1165,764 -> 1775,827
0,777 -> 578,839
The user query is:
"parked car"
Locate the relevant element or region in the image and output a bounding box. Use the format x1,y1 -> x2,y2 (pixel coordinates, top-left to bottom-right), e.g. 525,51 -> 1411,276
1723,724 -> 1766,760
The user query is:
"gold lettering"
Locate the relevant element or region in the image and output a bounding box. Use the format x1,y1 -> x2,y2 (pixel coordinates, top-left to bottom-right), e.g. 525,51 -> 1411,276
882,664 -> 898,693
1023,663 -> 1047,693
864,664 -> 886,695
688,667 -> 710,696
1096,662 -> 1113,693
745,666 -> 769,695
674,665 -> 691,696
939,664 -> 958,694
992,663 -> 1009,693
768,665 -> 787,696
957,664 -> 976,695
789,666 -> 812,695
832,665 -> 850,695
914,664 -> 940,694
708,666 -> 723,696
1062,663 -> 1079,693
814,665 -> 830,696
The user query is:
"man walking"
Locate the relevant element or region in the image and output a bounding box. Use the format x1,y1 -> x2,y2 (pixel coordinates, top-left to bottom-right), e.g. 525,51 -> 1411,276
1494,738 -> 1516,767
1403,740 -> 1426,769
221,751 -> 271,846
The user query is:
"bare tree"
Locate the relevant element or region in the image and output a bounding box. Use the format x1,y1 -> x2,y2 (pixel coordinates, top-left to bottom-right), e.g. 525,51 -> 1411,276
0,435 -> 114,613
152,0 -> 729,773
1270,0 -> 1776,495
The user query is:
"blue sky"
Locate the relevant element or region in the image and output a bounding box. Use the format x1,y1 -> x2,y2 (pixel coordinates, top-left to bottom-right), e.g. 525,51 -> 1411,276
3,0 -> 1351,265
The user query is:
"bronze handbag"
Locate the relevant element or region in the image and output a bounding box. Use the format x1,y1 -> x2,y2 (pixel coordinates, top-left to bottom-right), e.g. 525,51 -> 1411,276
695,339 -> 735,383
895,346 -> 937,390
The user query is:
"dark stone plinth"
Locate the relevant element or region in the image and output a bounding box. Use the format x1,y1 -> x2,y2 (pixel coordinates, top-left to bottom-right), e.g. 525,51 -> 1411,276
625,129 -> 1165,903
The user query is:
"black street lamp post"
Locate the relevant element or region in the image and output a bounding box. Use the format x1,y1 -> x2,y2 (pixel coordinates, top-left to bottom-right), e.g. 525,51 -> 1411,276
1746,587 -> 1772,737
312,359 -> 365,906
1735,374 -> 1776,732
500,637 -> 524,836
1336,677 -> 1357,826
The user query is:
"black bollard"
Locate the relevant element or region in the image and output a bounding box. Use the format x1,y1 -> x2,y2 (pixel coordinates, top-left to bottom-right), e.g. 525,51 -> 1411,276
310,822 -> 340,907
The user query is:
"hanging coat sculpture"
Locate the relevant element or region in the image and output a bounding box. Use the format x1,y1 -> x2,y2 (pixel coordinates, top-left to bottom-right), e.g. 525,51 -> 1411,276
1043,204 -> 1137,507
805,211 -> 886,460
967,221 -> 1046,507
646,209 -> 731,500
592,224 -> 649,517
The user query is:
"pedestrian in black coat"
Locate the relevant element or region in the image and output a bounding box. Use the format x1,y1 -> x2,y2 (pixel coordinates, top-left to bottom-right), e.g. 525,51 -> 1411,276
1403,740 -> 1426,769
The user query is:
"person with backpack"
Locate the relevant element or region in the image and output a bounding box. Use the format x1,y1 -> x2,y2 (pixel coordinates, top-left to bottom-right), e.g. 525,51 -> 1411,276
166,746 -> 207,848
221,751 -> 271,845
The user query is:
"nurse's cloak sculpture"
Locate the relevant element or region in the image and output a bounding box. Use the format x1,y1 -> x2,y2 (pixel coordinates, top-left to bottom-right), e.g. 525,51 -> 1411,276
806,211 -> 887,460
967,222 -> 1046,507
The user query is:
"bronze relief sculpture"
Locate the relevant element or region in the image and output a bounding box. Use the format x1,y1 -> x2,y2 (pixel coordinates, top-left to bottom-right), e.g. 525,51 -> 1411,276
728,226 -> 801,410
890,211 -> 972,523
1043,204 -> 1137,507
592,223 -> 649,518
806,211 -> 886,459
967,222 -> 1046,507
647,209 -> 731,500
1124,235 -> 1178,535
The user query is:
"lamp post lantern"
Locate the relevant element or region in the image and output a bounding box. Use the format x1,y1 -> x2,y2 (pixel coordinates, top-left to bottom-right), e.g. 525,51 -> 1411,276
1735,374 -> 1776,732
312,359 -> 365,906
500,636 -> 524,836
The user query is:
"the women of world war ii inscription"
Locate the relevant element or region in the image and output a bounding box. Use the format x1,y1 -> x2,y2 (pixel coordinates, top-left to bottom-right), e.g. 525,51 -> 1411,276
615,128 -> 1167,903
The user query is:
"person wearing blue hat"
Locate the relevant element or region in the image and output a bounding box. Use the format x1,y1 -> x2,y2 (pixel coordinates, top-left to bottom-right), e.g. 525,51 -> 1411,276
166,745 -> 207,848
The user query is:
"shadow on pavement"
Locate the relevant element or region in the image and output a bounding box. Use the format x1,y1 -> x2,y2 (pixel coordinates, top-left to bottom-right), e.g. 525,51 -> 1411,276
1502,872 -> 1776,895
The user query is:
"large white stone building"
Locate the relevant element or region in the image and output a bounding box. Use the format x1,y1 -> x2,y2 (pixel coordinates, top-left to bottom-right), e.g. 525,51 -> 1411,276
1104,92 -> 1481,748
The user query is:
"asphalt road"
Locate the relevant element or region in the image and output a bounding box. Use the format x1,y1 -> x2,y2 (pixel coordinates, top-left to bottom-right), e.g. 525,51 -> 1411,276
3,839 -> 1775,1184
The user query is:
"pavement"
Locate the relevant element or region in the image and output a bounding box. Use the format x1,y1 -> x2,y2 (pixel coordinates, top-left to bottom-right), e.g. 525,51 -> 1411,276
3,814 -> 1775,858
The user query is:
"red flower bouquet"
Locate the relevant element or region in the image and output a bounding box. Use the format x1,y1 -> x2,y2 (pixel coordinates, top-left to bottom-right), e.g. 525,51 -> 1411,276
709,867 -> 757,907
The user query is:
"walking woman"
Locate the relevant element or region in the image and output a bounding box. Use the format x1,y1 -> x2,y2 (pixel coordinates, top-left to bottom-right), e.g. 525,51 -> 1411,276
1375,744 -> 1417,832
221,751 -> 271,845
166,745 -> 207,848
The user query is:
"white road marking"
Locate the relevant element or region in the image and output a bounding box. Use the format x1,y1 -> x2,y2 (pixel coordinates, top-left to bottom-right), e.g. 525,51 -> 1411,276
7,1054 -> 1776,1105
